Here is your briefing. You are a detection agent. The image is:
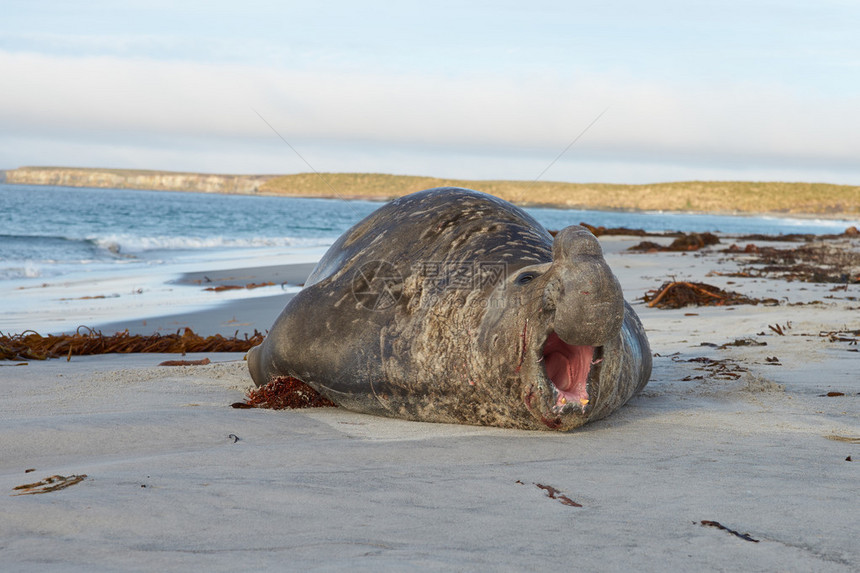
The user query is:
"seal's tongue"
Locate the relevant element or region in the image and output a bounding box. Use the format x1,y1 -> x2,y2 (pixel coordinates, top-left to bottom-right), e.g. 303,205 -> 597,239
543,332 -> 594,408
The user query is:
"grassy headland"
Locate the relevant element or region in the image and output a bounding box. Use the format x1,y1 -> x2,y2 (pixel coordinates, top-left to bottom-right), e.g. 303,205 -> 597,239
260,173 -> 859,216
4,167 -> 858,216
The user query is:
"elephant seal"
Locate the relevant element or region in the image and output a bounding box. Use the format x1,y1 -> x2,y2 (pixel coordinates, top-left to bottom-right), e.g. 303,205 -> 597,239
248,187 -> 651,430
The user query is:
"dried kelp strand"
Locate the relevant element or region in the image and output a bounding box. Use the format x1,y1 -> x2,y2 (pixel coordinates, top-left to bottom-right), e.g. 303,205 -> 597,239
0,327 -> 264,361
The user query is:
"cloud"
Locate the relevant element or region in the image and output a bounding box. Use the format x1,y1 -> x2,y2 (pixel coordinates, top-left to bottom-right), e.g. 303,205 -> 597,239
1,50 -> 859,183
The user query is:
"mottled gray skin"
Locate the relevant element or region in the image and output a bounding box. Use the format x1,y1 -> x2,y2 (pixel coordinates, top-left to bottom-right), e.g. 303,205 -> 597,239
248,187 -> 651,430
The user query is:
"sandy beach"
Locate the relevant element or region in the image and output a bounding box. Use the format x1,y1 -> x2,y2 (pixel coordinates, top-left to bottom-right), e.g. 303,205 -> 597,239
1,235 -> 858,572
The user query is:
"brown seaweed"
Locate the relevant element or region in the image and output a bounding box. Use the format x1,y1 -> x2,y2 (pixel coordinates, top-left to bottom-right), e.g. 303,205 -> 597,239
700,520 -> 760,543
158,358 -> 212,366
721,242 -> 860,283
231,376 -> 336,410
675,355 -> 749,381
819,329 -> 860,344
736,225 -> 858,243
0,327 -> 264,361
203,282 -> 275,292
534,483 -> 583,507
629,232 -> 721,252
12,474 -> 88,495
643,281 -> 776,309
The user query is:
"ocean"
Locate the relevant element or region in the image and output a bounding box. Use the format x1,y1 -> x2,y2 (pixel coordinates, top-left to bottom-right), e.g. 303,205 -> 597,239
1,183 -> 856,334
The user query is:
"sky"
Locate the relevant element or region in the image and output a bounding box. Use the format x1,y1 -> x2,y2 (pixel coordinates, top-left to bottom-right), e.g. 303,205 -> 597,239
2,1 -> 859,185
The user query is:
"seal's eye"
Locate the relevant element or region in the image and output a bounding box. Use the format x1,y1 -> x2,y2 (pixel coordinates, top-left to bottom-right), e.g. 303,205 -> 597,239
516,272 -> 538,285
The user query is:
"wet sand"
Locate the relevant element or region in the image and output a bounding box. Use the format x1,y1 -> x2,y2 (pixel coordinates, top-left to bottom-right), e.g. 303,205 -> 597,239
95,263 -> 318,336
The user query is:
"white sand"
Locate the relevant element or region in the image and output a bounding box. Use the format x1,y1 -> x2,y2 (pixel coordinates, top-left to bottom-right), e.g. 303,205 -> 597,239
1,236 -> 858,572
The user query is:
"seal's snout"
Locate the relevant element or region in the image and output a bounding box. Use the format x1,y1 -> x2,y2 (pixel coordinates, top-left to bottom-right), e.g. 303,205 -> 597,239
551,225 -> 604,260
547,225 -> 624,347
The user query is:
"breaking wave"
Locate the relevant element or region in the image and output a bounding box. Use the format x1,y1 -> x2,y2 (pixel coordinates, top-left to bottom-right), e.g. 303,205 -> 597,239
88,234 -> 335,256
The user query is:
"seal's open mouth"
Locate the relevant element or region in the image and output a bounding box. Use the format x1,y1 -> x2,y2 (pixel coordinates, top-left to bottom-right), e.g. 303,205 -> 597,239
542,331 -> 602,410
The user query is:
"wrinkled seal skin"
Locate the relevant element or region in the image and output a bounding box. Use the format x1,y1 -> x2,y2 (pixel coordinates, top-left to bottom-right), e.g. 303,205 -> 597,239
248,187 -> 651,430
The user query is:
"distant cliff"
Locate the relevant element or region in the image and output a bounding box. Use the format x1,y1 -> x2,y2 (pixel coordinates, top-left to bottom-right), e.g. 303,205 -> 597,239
3,166 -> 858,216
3,167 -> 275,194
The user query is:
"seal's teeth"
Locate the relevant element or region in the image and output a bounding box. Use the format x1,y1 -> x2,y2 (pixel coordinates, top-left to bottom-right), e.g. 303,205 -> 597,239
579,398 -> 589,406
560,396 -> 567,404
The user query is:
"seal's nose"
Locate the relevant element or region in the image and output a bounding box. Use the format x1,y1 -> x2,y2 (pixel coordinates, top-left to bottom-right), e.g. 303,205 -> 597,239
552,225 -> 604,260
547,226 -> 624,346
